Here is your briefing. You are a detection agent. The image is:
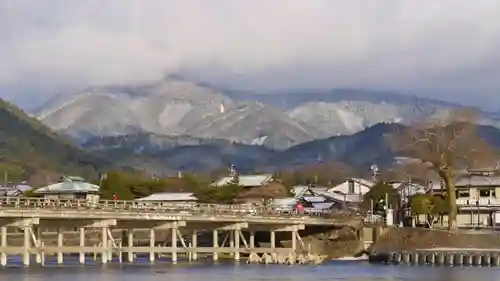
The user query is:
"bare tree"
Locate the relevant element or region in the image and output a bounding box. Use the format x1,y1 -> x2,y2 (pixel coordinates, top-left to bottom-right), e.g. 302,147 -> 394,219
385,161 -> 436,184
388,109 -> 496,230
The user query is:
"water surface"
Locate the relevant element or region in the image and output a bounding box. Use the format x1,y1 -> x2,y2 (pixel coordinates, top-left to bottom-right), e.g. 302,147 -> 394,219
1,261 -> 500,281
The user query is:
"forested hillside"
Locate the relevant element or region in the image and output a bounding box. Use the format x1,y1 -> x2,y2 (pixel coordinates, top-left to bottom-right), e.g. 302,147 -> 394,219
0,99 -> 113,185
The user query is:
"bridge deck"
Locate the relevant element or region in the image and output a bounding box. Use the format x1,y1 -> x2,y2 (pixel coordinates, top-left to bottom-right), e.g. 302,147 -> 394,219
0,197 -> 361,227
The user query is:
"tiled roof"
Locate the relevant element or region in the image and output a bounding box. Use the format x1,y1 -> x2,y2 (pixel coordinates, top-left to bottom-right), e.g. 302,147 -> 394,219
350,178 -> 375,187
35,181 -> 99,194
309,202 -> 336,210
390,182 -> 426,193
0,184 -> 34,197
292,186 -> 309,197
315,190 -> 364,203
270,197 -> 296,206
292,185 -> 329,198
136,192 -> 196,201
0,188 -> 24,196
212,174 -> 273,187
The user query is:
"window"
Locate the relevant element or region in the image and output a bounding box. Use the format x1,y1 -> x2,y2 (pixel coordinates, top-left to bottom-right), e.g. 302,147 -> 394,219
479,189 -> 494,197
456,190 -> 470,198
348,180 -> 355,194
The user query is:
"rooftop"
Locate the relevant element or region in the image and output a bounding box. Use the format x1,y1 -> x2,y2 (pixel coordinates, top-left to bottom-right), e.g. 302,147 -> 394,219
34,177 -> 99,194
136,192 -> 196,201
212,174 -> 273,187
455,175 -> 500,187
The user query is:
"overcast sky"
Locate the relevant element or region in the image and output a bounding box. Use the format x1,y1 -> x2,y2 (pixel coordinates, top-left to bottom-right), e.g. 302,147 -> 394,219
1,0 -> 500,109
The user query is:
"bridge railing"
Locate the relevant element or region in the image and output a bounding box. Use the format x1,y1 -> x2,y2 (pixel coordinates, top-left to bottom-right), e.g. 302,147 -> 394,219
0,197 -> 352,219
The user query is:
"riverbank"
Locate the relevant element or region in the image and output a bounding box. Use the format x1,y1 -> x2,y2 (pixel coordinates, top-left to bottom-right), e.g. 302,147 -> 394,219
371,227 -> 500,253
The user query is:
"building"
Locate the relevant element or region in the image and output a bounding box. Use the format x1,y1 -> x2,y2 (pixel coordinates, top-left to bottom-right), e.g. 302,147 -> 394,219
323,178 -> 374,204
389,181 -> 427,203
136,192 -> 197,202
327,178 -> 373,195
271,185 -> 349,213
211,174 -> 274,188
455,174 -> 500,205
409,169 -> 500,228
212,173 -> 282,204
0,183 -> 34,197
235,182 -> 289,204
34,176 -> 100,204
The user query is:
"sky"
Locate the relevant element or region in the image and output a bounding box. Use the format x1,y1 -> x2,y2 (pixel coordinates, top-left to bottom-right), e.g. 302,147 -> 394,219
1,0 -> 500,110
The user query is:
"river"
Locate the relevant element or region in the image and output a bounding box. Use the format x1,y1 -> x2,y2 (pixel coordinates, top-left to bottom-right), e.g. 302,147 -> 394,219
1,260 -> 500,281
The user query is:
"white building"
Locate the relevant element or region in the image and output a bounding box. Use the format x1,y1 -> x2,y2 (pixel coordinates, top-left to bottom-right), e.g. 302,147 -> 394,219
328,178 -> 373,195
323,178 -> 374,204
34,176 -> 100,204
389,181 -> 427,203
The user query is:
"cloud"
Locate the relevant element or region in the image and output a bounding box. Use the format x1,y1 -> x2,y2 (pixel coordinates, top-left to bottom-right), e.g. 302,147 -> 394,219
1,0 -> 500,107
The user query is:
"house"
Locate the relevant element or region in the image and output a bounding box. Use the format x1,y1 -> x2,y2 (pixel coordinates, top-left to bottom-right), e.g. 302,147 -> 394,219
323,178 -> 374,204
136,192 -> 197,202
235,182 -> 289,204
414,170 -> 500,228
34,176 -> 100,204
454,174 -> 500,204
292,185 -> 327,200
0,183 -> 34,197
389,181 -> 427,203
327,178 -> 373,195
272,185 -> 348,213
211,173 -> 286,204
211,174 -> 274,188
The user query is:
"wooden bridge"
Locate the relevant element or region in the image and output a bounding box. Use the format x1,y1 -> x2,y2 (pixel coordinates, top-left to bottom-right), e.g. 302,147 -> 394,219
0,197 -> 361,266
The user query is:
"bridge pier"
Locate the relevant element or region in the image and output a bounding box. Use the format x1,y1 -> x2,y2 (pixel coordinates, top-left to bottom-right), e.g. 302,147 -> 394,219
171,225 -> 177,263
212,229 -> 218,261
101,226 -> 108,264
191,231 -> 198,261
0,218 -> 40,266
79,227 -> 85,264
234,229 -> 240,261
34,226 -> 42,264
127,229 -> 134,262
270,231 -> 276,259
0,226 -> 6,266
57,227 -> 64,264
149,228 -> 155,262
23,226 -> 30,266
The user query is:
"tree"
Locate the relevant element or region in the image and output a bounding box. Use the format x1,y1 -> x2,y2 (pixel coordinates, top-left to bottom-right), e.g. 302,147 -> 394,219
230,172 -> 240,185
99,171 -> 135,200
410,194 -> 448,228
362,181 -> 400,213
194,183 -> 242,204
389,109 -> 495,230
194,172 -> 242,204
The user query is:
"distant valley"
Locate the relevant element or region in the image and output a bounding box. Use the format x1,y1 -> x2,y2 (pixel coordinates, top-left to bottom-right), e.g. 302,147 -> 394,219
34,75 -> 500,150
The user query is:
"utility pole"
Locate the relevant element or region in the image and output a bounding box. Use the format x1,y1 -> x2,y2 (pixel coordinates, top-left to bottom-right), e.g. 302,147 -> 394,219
3,171 -> 7,197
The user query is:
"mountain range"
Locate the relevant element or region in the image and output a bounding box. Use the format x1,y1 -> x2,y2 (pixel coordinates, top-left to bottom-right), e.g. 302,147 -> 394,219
81,122 -> 500,174
4,91 -> 500,181
34,75 -> 500,150
5,74 -> 500,179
